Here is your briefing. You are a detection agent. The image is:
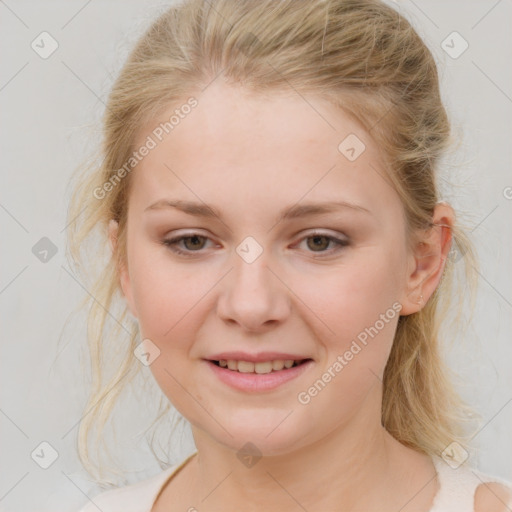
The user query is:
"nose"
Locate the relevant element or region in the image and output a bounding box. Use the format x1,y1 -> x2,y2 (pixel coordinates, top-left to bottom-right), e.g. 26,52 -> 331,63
216,249 -> 291,332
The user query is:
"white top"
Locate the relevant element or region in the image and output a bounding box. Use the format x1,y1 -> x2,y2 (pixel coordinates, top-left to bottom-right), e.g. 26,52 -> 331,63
76,451 -> 512,512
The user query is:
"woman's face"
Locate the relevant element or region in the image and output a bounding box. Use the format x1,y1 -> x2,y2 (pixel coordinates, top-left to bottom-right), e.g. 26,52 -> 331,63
116,81 -> 418,455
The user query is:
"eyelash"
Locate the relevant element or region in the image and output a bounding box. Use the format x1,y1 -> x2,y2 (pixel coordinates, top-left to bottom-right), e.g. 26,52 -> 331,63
162,231 -> 350,257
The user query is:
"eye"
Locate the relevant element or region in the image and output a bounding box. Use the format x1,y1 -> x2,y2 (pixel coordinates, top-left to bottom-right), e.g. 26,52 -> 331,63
162,230 -> 350,257
162,233 -> 214,256
295,231 -> 350,256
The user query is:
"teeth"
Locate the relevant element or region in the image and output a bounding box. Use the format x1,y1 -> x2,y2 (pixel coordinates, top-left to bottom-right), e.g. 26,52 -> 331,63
238,360 -> 258,373
272,360 -> 285,371
217,359 -> 302,373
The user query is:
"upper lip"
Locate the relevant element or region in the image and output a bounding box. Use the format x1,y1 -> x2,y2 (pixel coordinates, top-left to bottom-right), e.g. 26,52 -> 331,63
206,352 -> 312,363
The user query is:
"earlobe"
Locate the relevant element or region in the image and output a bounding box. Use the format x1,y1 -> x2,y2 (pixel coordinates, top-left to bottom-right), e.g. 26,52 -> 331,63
400,203 -> 454,316
107,218 -> 138,319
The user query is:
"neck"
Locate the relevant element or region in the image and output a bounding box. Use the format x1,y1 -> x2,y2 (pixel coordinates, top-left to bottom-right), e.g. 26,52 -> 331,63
189,389 -> 406,511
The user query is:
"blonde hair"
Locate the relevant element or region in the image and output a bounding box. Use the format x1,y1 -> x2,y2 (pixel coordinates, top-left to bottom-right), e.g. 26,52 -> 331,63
66,0 -> 479,484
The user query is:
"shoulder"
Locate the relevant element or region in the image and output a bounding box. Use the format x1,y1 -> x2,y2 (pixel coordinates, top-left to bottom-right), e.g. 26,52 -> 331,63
474,482 -> 512,512
74,453 -> 197,512
75,485 -> 143,512
74,465 -> 179,512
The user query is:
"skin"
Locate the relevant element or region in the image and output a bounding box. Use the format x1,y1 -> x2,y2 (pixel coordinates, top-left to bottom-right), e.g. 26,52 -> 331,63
108,79 -> 462,511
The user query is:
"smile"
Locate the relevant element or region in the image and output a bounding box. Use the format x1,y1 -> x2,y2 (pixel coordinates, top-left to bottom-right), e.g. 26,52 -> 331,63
205,359 -> 314,392
211,359 -> 310,374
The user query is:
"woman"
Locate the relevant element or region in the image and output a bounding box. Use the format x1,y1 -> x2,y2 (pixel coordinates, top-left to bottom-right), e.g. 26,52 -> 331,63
67,0 -> 512,510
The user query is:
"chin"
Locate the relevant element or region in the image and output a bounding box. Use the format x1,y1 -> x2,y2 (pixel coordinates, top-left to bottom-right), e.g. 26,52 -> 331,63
201,417 -> 313,457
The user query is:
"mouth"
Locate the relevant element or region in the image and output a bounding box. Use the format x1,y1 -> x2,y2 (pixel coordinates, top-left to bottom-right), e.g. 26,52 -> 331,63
204,357 -> 315,392
208,358 -> 313,374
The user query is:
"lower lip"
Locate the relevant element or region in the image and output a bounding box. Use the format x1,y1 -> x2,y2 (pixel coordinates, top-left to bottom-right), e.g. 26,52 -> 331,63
204,359 -> 314,392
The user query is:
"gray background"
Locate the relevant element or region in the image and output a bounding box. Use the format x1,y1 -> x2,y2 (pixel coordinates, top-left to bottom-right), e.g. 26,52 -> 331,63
0,1 -> 511,510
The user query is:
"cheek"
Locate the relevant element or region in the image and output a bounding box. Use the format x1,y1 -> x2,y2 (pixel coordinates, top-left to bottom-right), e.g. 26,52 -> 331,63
291,257 -> 402,420
295,250 -> 401,333
128,244 -> 208,339
127,251 -> 210,410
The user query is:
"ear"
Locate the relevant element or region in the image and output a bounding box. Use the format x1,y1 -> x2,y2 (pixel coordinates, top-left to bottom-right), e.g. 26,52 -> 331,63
108,219 -> 138,319
399,202 -> 454,316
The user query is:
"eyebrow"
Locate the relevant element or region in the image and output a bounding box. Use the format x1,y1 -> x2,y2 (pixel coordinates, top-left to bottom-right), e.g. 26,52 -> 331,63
144,199 -> 372,222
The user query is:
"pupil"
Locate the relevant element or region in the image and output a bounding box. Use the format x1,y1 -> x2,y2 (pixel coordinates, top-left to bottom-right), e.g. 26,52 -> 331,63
309,235 -> 328,251
186,235 -> 203,250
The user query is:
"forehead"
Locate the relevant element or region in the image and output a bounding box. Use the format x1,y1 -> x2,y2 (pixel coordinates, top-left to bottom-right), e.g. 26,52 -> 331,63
128,81 -> 398,218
